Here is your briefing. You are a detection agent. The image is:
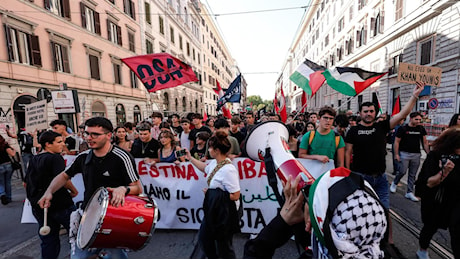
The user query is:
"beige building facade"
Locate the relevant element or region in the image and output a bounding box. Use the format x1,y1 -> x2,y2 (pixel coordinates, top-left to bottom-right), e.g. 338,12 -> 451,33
281,0 -> 459,126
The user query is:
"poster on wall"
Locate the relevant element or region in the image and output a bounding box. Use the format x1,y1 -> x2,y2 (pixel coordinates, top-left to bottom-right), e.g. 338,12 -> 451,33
51,90 -> 80,113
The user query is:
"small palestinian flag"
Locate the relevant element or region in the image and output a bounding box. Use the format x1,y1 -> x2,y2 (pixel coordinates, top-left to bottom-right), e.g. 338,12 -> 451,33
323,67 -> 387,96
289,59 -> 326,96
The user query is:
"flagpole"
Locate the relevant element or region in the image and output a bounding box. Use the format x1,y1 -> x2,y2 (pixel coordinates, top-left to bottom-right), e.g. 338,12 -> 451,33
292,102 -> 308,119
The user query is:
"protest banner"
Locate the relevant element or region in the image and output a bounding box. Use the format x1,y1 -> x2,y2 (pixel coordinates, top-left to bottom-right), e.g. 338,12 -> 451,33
397,62 -> 442,87
25,100 -> 48,132
22,156 -> 333,233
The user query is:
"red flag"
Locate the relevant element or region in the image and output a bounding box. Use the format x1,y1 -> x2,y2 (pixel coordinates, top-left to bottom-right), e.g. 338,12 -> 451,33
122,53 -> 198,92
392,95 -> 401,116
203,111 -> 208,122
215,80 -> 232,119
301,91 -> 307,112
275,86 -> 287,123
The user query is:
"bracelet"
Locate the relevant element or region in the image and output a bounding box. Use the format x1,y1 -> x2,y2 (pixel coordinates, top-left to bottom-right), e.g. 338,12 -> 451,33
125,186 -> 131,196
412,95 -> 419,99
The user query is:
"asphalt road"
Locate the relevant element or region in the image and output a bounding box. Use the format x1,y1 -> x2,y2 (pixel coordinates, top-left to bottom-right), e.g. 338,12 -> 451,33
0,149 -> 453,258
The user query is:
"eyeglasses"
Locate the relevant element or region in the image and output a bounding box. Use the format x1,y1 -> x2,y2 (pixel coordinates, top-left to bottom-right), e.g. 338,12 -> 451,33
83,131 -> 108,138
321,116 -> 335,121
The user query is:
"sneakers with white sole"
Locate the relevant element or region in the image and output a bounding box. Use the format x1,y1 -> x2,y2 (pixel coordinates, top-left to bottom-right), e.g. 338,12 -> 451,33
405,192 -> 419,202
390,182 -> 397,193
416,249 -> 429,259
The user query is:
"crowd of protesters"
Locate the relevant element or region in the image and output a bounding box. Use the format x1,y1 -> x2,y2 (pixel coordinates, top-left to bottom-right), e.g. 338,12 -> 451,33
2,81 -> 460,258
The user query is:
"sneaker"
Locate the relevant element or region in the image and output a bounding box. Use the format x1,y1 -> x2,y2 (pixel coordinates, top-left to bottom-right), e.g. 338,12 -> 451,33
405,192 -> 420,202
390,182 -> 397,193
416,249 -> 430,259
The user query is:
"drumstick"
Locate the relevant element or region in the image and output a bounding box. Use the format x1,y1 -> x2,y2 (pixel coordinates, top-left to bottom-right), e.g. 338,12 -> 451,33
39,208 -> 51,236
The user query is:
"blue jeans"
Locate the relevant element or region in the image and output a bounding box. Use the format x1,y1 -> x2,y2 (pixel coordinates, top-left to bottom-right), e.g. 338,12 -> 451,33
359,172 -> 390,209
72,246 -> 128,259
0,163 -> 13,201
393,152 -> 421,193
32,205 -> 76,258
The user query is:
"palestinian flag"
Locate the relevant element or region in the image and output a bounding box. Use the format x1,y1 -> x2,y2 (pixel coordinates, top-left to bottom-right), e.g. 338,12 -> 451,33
322,67 -> 387,96
392,95 -> 401,116
289,59 -> 326,96
372,93 -> 383,116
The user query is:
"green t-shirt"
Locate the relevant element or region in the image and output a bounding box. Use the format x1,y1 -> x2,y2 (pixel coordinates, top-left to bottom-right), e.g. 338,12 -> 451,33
299,130 -> 345,159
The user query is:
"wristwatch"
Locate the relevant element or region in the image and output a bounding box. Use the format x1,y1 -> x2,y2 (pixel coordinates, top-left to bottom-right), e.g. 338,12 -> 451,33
125,186 -> 131,196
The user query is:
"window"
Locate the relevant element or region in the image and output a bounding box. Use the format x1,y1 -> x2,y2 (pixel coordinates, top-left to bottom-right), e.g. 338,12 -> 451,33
89,54 -> 100,80
107,20 -> 122,46
418,36 -> 434,65
146,38 -> 154,54
45,0 -> 71,19
179,35 -> 183,50
186,42 -> 190,56
346,37 -> 353,54
337,17 -> 344,33
145,2 -> 151,24
389,53 -> 403,75
159,16 -> 164,35
133,105 -> 141,125
4,25 -> 41,66
371,12 -> 384,36
113,63 -> 121,84
123,0 -> 135,20
51,42 -> 70,73
395,0 -> 403,21
170,27 -> 175,44
349,6 -> 353,21
356,26 -> 366,47
358,0 -> 367,10
92,101 -> 106,117
130,71 -> 138,88
116,104 -> 126,127
80,3 -> 100,35
128,31 -> 135,52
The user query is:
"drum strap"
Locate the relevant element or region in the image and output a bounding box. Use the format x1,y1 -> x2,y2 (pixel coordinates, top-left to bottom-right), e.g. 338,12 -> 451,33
207,158 -> 232,186
264,147 -> 284,207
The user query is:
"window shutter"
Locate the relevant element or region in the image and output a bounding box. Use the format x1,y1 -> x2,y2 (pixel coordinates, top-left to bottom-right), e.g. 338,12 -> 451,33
30,34 -> 42,66
80,2 -> 86,28
117,25 -> 122,46
363,29 -> 367,45
51,42 -> 58,70
4,25 -> 14,61
107,19 -> 111,41
370,17 -> 375,36
44,0 -> 51,10
380,11 -> 385,33
130,0 -> 136,20
356,30 -> 360,47
62,45 -> 70,73
62,0 -> 71,19
399,53 -> 403,62
94,11 -> 101,35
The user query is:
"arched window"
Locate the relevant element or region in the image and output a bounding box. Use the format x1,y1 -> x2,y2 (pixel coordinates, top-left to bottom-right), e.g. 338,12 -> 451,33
115,103 -> 126,127
92,101 -> 106,117
182,97 -> 186,112
195,99 -> 198,113
133,105 -> 141,125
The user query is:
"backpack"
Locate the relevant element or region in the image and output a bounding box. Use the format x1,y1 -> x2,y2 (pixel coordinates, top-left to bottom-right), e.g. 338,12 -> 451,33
19,133 -> 33,153
308,167 -> 389,258
308,130 -> 340,150
25,158 -> 45,206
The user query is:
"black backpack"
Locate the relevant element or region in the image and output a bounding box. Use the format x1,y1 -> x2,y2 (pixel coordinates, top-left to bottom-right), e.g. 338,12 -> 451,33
25,158 -> 48,206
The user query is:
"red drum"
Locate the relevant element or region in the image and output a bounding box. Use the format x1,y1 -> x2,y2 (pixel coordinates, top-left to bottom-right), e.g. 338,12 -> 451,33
77,187 -> 158,250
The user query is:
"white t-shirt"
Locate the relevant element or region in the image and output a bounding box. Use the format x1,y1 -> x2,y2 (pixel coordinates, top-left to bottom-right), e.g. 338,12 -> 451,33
180,131 -> 191,151
204,160 -> 240,193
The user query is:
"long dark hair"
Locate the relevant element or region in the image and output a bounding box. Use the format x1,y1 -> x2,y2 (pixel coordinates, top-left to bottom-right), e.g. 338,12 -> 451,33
0,135 -> 7,150
159,130 -> 176,148
113,127 -> 128,144
431,128 -> 460,155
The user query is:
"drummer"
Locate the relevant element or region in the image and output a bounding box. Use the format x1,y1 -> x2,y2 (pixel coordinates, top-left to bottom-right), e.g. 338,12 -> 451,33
38,117 -> 142,259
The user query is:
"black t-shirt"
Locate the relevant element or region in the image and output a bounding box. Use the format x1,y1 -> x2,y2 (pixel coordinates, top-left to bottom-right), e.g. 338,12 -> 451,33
230,130 -> 245,145
130,138 -> 160,158
396,124 -> 427,153
190,145 -> 207,160
25,152 -> 73,211
189,125 -> 212,143
345,119 -> 390,175
171,125 -> 183,137
0,143 -> 12,164
66,146 -> 139,207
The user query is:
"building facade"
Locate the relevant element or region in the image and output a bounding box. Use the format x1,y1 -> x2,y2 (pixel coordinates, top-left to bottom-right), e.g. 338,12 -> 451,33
281,0 -> 459,126
0,0 -> 148,134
